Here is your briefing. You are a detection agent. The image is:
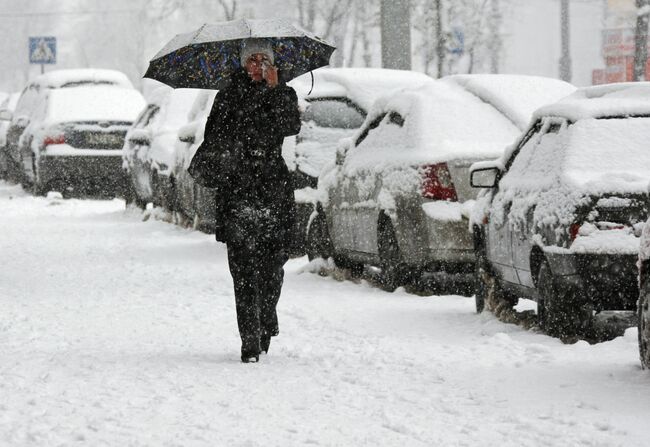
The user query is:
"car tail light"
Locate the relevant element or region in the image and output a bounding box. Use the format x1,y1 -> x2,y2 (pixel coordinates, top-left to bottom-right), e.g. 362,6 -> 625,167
43,134 -> 65,146
569,223 -> 581,242
421,163 -> 458,201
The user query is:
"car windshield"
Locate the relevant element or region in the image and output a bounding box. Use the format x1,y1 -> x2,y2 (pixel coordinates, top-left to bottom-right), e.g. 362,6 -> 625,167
563,117 -> 650,187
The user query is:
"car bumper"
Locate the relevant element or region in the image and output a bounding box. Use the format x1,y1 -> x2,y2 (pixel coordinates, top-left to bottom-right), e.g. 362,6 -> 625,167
39,154 -> 127,193
423,217 -> 474,266
545,252 -> 638,311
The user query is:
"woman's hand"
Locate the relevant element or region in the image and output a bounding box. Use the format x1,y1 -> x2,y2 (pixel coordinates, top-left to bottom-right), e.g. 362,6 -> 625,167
263,63 -> 278,88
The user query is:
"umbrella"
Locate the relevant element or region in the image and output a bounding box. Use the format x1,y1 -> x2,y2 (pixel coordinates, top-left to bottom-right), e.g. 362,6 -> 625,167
144,18 -> 336,90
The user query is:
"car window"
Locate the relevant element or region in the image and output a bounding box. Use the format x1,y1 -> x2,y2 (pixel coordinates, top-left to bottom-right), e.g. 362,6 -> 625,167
134,105 -> 160,129
303,98 -> 365,129
13,85 -> 39,117
355,113 -> 387,146
31,96 -> 48,122
500,118 -> 566,190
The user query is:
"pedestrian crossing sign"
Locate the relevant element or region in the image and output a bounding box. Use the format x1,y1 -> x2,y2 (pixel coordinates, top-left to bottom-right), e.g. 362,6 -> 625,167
29,37 -> 57,64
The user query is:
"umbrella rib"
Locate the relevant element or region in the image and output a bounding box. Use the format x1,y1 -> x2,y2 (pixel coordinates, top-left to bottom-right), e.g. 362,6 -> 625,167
192,23 -> 207,44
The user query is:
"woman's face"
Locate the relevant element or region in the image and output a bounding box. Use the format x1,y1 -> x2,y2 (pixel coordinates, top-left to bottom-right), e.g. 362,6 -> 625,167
244,53 -> 270,82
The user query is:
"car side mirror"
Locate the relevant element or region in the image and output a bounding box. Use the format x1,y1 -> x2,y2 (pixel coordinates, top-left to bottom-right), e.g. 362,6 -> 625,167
335,150 -> 345,165
179,133 -> 195,144
470,167 -> 500,188
128,130 -> 151,146
0,109 -> 12,121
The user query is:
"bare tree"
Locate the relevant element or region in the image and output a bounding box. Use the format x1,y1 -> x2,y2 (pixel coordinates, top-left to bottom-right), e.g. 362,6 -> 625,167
413,0 -> 505,77
295,0 -> 355,67
217,0 -> 238,20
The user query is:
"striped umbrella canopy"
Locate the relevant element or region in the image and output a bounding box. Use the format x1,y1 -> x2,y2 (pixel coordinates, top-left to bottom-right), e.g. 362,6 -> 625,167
144,18 -> 336,90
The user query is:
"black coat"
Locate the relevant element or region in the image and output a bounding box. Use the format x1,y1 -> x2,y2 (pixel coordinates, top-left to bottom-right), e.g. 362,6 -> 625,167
199,71 -> 301,249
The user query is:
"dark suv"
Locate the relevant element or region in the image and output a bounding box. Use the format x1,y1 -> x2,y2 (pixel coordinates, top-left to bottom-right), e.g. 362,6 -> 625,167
471,83 -> 650,338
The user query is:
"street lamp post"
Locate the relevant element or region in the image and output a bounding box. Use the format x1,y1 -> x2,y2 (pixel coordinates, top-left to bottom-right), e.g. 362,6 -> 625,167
559,0 -> 572,82
380,0 -> 412,70
634,0 -> 650,81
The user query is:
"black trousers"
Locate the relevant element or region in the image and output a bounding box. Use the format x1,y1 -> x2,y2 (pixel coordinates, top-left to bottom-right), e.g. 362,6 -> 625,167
226,239 -> 287,356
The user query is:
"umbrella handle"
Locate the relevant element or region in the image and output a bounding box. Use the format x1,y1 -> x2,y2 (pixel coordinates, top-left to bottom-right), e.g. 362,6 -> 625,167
308,71 -> 314,96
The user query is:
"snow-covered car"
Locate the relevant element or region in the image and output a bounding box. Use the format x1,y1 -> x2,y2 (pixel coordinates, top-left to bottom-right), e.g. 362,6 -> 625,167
17,85 -> 145,196
0,69 -> 134,184
471,82 -> 650,338
122,87 -> 200,209
307,75 -> 575,291
0,92 -> 20,178
170,90 -> 218,230
287,68 -> 432,254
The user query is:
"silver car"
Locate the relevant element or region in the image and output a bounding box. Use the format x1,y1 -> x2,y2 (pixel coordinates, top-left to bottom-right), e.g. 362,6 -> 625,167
307,75 -> 575,291
473,82 -> 650,339
122,87 -> 199,210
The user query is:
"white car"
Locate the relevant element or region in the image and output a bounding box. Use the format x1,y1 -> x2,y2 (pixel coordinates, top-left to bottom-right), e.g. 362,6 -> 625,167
308,75 -> 575,291
18,85 -> 145,196
122,87 -> 200,209
0,69 -> 135,184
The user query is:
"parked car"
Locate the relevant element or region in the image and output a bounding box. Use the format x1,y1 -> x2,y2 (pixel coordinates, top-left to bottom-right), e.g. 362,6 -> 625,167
471,82 -> 650,339
0,92 -> 20,178
17,84 -> 145,196
122,87 -> 200,209
170,90 -> 218,229
287,68 -> 432,254
307,75 -> 575,291
0,69 -> 134,184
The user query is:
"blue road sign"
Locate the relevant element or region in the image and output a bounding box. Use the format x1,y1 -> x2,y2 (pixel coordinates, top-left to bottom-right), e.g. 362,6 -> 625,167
449,27 -> 465,56
29,37 -> 56,64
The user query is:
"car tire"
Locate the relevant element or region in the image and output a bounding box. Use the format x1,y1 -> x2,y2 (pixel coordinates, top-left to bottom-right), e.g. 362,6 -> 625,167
638,279 -> 650,368
475,256 -> 516,316
538,261 -> 591,339
31,155 -> 46,196
475,255 -> 488,313
306,210 -> 334,261
377,213 -> 411,292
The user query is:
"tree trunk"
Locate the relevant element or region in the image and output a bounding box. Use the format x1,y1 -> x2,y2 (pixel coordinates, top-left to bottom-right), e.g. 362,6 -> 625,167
435,0 -> 444,77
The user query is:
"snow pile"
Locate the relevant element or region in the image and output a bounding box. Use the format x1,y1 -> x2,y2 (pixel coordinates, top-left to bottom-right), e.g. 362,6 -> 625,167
343,79 -> 520,176
44,86 -> 146,125
0,181 -> 648,446
33,68 -> 134,89
535,82 -> 650,121
422,200 -> 476,223
291,68 -> 431,112
490,115 -> 650,254
444,74 -> 576,130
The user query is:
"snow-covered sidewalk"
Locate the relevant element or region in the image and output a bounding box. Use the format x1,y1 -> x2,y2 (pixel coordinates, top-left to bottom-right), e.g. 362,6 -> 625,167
0,181 -> 648,446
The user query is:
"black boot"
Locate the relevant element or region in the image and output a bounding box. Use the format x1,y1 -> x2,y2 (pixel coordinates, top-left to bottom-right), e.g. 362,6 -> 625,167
261,332 -> 271,354
241,354 -> 259,363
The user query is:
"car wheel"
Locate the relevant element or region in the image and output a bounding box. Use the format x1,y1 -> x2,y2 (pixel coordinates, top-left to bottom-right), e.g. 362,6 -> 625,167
475,255 -> 488,313
306,210 -> 333,261
31,155 -> 46,196
476,257 -> 516,316
538,261 -> 590,339
638,279 -> 650,368
377,213 -> 411,292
